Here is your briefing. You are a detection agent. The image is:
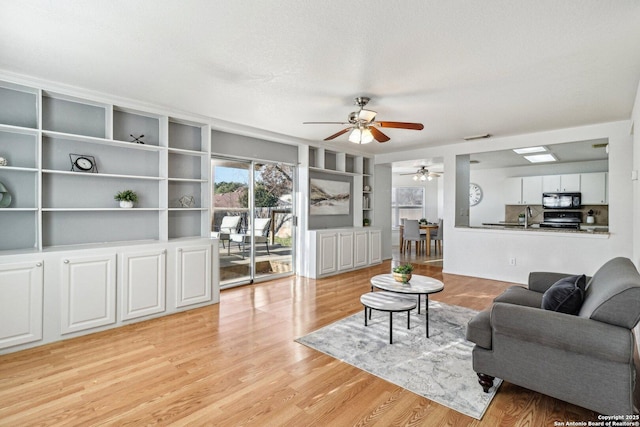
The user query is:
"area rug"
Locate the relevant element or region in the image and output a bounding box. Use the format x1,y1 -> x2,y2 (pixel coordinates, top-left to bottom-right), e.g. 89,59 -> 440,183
295,300 -> 501,419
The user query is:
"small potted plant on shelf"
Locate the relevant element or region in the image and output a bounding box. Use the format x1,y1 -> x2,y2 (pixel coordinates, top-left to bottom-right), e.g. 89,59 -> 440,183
363,218 -> 370,227
392,263 -> 414,283
114,190 -> 138,208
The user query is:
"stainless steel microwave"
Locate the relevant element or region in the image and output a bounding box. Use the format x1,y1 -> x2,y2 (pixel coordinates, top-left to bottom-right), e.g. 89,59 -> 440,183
542,192 -> 581,209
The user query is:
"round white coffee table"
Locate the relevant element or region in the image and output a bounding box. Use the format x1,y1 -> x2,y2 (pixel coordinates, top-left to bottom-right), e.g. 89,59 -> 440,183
370,273 -> 444,337
360,291 -> 417,344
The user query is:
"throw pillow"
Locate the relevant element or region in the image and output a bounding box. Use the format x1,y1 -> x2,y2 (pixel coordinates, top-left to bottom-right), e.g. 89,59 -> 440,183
541,274 -> 587,315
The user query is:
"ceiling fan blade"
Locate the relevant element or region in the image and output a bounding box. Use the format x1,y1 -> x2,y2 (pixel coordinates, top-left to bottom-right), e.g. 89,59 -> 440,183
376,121 -> 424,130
324,128 -> 351,141
303,121 -> 350,125
369,127 -> 390,143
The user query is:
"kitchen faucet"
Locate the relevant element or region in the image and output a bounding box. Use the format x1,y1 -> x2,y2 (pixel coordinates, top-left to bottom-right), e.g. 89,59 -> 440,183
524,206 -> 533,229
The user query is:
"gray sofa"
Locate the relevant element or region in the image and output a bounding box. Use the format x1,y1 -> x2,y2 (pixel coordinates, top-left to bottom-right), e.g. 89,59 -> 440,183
466,257 -> 640,415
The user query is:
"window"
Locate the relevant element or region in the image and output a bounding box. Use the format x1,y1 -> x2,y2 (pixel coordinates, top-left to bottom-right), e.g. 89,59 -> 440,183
391,187 -> 425,227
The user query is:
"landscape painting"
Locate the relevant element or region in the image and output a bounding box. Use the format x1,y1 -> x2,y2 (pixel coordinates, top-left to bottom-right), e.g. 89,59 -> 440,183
310,178 -> 350,215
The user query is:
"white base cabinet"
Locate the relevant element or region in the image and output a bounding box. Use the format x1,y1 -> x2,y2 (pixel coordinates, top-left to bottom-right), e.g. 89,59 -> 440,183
307,228 -> 382,278
61,254 -> 117,334
0,261 -> 43,349
0,238 -> 219,355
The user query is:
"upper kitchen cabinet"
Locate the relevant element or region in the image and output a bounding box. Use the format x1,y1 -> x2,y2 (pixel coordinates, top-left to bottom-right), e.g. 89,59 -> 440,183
542,174 -> 580,192
580,172 -> 607,204
503,176 -> 541,205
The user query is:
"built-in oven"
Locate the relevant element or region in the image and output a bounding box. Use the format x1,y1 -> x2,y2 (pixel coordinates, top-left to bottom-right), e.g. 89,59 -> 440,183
539,211 -> 582,229
542,192 -> 581,209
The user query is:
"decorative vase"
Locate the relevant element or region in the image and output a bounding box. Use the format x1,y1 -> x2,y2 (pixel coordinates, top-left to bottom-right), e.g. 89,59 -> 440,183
119,200 -> 134,208
393,272 -> 412,283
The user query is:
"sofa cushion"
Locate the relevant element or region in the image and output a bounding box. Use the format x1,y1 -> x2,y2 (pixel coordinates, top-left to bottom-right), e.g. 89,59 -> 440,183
494,286 -> 543,308
578,257 -> 640,329
466,309 -> 492,349
541,274 -> 586,315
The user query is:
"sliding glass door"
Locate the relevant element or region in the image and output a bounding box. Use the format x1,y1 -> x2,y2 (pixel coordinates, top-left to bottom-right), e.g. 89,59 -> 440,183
211,157 -> 294,288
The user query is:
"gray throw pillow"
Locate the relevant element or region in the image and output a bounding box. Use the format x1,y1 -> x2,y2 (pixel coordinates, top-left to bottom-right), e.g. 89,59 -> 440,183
541,274 -> 587,315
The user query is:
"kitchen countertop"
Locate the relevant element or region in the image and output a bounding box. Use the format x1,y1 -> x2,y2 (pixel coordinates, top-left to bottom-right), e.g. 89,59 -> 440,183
478,222 -> 609,234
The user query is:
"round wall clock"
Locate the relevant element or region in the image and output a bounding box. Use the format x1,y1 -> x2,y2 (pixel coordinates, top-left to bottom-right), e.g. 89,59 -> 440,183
469,183 -> 483,206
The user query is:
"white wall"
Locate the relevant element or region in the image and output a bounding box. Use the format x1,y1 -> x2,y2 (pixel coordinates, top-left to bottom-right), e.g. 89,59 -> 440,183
377,120 -> 634,284
375,164 -> 393,260
633,79 -> 640,267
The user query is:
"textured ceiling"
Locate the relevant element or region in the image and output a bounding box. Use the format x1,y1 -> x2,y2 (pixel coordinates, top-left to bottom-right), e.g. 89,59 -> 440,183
1,1 -> 640,155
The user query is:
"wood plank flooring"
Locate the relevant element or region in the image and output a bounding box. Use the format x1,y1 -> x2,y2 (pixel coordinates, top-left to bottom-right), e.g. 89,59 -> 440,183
0,260 -> 599,426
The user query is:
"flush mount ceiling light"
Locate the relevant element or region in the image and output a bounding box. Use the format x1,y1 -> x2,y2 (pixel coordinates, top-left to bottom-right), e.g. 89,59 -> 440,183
524,153 -> 557,163
513,146 -> 548,154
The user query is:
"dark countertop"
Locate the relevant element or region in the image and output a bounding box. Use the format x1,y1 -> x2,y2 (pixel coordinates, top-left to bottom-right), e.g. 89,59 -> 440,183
478,222 -> 608,234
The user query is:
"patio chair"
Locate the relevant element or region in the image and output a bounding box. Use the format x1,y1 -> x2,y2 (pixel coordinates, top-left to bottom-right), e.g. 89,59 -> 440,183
230,218 -> 271,259
211,216 -> 242,254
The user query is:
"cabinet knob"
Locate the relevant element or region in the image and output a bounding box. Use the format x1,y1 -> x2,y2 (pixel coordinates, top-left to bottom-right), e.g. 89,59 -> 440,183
64,259 -> 70,264
36,262 -> 42,267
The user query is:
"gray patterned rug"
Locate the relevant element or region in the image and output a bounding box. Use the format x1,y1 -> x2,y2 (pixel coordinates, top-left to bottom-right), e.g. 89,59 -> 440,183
295,300 -> 501,419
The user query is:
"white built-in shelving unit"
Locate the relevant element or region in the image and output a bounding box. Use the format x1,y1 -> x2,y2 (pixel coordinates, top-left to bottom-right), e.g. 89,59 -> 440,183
0,80 -> 211,253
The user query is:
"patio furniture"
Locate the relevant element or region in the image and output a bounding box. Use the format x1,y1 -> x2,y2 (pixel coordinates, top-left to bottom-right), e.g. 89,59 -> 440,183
211,216 -> 242,254
230,218 -> 271,259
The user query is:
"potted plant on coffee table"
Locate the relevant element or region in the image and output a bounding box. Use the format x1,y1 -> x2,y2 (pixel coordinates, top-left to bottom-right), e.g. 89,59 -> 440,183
392,263 -> 414,283
114,189 -> 138,208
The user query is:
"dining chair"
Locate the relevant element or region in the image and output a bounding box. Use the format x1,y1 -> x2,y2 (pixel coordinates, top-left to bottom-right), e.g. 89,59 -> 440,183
430,218 -> 443,255
403,219 -> 426,255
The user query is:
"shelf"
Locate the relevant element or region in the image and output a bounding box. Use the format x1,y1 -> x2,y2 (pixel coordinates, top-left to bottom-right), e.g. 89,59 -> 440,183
42,169 -> 164,181
309,166 -> 359,177
168,177 -> 207,183
42,130 -> 165,152
0,124 -> 39,135
42,208 -> 163,212
168,147 -> 208,156
168,208 -> 207,211
0,166 -> 38,173
0,208 -> 38,212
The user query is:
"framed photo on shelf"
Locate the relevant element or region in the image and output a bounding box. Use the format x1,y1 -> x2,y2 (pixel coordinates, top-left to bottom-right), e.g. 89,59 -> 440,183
69,153 -> 98,173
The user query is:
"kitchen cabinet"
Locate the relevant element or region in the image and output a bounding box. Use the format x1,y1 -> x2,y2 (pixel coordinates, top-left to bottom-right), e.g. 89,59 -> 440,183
317,232 -> 338,276
0,260 -> 43,349
61,254 -> 117,334
580,172 -> 607,204
542,174 -> 581,192
503,177 -> 523,204
521,176 -> 543,204
120,249 -> 166,321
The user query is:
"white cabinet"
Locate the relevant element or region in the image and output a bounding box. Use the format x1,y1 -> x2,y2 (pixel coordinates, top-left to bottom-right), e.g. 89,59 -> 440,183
308,228 -> 381,278
581,172 -> 607,204
354,230 -> 368,268
503,177 -> 523,204
521,176 -> 542,205
176,244 -> 212,308
542,174 -> 581,192
317,232 -> 338,276
120,249 -> 166,321
338,231 -> 354,271
0,260 -> 43,349
368,229 -> 382,265
61,254 -> 117,334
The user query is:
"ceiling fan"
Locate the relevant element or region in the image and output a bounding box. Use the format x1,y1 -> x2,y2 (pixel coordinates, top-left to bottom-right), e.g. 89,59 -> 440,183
400,166 -> 442,181
303,97 -> 424,144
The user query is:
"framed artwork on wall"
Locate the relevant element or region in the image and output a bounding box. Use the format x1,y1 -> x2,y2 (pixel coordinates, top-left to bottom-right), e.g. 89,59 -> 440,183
310,178 -> 350,215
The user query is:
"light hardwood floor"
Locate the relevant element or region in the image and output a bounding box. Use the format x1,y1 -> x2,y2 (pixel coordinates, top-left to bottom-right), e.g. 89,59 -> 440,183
0,259 -> 598,426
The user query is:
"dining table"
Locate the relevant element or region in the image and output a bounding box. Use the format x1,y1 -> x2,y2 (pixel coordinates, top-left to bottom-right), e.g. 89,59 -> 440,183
398,223 -> 439,255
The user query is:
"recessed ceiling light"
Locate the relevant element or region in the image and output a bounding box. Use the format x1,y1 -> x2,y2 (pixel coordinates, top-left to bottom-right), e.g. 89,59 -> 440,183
524,153 -> 557,163
513,146 -> 547,154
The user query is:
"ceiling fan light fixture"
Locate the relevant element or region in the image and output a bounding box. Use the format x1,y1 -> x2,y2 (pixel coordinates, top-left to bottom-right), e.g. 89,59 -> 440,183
413,175 -> 419,181
420,174 -> 427,181
348,128 -> 373,144
358,109 -> 377,122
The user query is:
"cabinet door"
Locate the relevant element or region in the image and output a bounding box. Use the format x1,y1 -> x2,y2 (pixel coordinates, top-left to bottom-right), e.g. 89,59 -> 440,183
503,177 -> 522,204
337,232 -> 354,271
560,174 -> 581,192
542,175 -> 561,192
61,254 -> 116,334
176,245 -> 211,308
353,230 -> 368,268
120,249 -> 166,321
521,176 -> 542,205
0,260 -> 44,349
368,229 -> 382,265
580,172 -> 607,204
318,232 -> 338,276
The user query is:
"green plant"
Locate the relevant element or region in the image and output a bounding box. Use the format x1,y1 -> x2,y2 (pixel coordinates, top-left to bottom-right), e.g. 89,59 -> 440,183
363,218 -> 370,226
419,218 -> 427,224
114,190 -> 138,202
393,263 -> 414,274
